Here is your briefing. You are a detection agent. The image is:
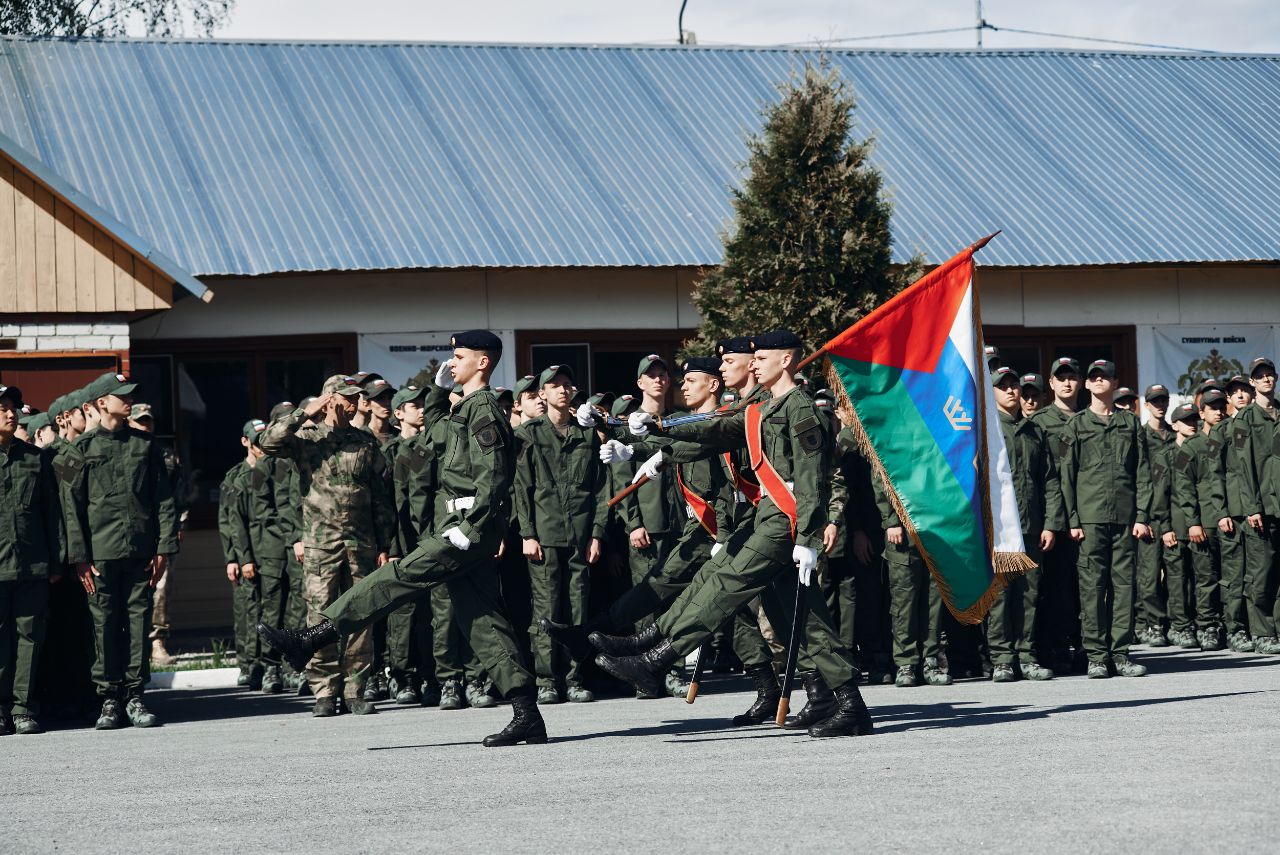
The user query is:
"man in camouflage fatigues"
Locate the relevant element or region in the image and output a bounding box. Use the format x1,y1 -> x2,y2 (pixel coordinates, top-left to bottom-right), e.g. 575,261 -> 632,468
259,375 -> 395,716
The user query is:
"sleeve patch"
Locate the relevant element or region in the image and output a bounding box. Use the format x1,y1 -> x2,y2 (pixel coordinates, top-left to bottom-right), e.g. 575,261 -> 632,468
793,415 -> 824,455
1174,451 -> 1191,473
1053,434 -> 1070,457
1232,424 -> 1250,448
471,412 -> 502,451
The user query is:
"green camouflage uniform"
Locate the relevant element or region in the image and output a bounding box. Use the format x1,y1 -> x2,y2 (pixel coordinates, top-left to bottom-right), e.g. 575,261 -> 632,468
259,412 -> 395,701
1,439 -> 64,719
323,387 -> 535,698
76,424 -> 178,701
1058,409 -> 1151,664
514,415 -> 609,690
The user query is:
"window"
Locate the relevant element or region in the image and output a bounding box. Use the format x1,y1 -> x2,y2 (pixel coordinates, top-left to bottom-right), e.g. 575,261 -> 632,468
516,329 -> 697,401
133,334 -> 356,527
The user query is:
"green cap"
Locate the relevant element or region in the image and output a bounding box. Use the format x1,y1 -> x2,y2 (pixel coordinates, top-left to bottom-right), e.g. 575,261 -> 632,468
391,384 -> 427,410
131,402 -> 154,421
1019,372 -> 1045,393
269,401 -> 296,422
28,412 -> 51,433
494,387 -> 514,404
1143,384 -> 1170,402
1114,386 -> 1137,403
1086,359 -> 1116,379
1200,388 -> 1227,407
991,366 -> 1018,387
1050,357 -> 1081,377
587,391 -> 615,409
611,394 -> 640,418
87,371 -> 138,401
63,387 -> 89,412
512,375 -> 538,398
637,353 -> 668,378
1171,402 -> 1198,423
362,376 -> 396,400
243,418 -> 267,443
538,364 -> 575,388
1225,374 -> 1251,392
321,374 -> 363,398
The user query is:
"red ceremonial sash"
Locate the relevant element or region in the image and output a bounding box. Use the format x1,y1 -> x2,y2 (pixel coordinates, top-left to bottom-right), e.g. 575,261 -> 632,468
675,465 -> 717,538
745,402 -> 797,540
718,398 -> 761,504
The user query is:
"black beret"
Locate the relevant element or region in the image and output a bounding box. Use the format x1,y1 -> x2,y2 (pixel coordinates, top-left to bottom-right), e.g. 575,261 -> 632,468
716,336 -> 756,356
680,356 -> 723,377
451,329 -> 503,351
751,330 -> 804,350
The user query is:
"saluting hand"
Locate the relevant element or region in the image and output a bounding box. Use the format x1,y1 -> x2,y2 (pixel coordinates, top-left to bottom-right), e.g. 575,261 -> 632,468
303,393 -> 331,421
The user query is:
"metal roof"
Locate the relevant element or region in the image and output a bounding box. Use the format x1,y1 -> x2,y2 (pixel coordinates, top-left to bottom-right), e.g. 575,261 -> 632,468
0,129 -> 210,300
1,38 -> 1277,275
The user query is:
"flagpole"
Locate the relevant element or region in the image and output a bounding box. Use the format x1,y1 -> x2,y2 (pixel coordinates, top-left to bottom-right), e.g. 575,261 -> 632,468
793,230 -> 1002,374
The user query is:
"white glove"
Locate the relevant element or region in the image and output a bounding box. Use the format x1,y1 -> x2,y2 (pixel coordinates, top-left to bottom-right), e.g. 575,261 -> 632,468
711,543 -> 724,558
575,403 -> 598,428
443,526 -> 471,551
599,439 -> 634,464
632,451 -> 664,485
434,360 -> 455,389
792,545 -> 817,586
628,410 -> 655,437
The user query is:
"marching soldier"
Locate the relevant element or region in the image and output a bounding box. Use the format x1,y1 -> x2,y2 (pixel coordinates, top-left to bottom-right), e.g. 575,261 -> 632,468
258,375 -> 396,717
514,364 -> 608,704
1059,360 -> 1152,678
259,331 -> 548,747
0,385 -> 64,736
74,373 -> 178,728
590,331 -> 873,739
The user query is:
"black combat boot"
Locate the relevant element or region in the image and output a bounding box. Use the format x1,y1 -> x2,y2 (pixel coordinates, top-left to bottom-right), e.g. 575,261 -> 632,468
541,617 -> 607,659
731,664 -> 781,727
782,672 -> 836,730
588,622 -> 662,656
807,681 -> 874,738
482,687 -> 548,747
257,620 -> 338,673
595,639 -> 680,698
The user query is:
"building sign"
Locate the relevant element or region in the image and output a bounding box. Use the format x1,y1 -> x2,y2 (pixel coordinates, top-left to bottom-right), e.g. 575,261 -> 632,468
1151,325 -> 1279,395
358,331 -> 517,391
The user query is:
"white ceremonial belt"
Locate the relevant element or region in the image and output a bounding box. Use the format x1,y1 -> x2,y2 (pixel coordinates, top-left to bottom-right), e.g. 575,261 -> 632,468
759,481 -> 795,500
446,496 -> 476,513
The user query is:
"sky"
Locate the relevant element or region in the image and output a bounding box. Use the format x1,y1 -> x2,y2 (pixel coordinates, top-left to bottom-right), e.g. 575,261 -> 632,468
216,0 -> 1280,53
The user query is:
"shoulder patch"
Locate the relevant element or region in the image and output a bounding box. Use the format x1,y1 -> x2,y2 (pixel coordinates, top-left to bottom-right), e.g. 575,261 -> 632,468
471,411 -> 503,451
793,415 -> 824,455
1231,423 -> 1250,448
1205,437 -> 1222,455
1174,450 -> 1191,473
1053,433 -> 1070,458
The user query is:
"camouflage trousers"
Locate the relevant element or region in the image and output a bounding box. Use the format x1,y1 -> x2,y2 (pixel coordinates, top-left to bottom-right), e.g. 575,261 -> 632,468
304,542 -> 375,700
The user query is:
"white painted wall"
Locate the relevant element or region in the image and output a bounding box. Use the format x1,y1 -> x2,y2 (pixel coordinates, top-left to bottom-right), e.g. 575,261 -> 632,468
131,263 -> 1280,396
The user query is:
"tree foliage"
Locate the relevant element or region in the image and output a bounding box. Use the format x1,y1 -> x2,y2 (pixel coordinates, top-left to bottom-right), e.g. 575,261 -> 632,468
684,61 -> 921,361
0,0 -> 233,37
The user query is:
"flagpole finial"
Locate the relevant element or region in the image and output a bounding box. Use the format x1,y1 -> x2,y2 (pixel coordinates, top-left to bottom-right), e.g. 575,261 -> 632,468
970,230 -> 1002,252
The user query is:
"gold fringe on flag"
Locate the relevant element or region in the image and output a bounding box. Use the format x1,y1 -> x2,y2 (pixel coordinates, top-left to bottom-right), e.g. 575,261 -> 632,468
823,356 -> 1013,626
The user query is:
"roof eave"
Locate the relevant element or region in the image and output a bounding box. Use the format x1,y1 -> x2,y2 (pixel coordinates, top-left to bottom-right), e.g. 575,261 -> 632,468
0,130 -> 212,303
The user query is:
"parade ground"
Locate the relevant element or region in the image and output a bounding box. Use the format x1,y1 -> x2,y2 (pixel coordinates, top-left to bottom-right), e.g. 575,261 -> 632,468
5,646 -> 1278,854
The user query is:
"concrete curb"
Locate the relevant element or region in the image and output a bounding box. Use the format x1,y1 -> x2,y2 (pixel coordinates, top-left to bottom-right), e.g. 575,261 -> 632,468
148,667 -> 240,691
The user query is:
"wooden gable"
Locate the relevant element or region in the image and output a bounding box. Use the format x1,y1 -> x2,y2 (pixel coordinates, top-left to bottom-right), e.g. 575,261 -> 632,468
0,151 -> 174,313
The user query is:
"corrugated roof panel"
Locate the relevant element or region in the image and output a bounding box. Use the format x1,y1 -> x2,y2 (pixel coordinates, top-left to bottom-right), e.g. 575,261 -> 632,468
1,38 -> 1277,275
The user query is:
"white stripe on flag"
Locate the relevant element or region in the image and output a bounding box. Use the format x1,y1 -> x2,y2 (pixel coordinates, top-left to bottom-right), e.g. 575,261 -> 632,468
949,278 -> 1026,559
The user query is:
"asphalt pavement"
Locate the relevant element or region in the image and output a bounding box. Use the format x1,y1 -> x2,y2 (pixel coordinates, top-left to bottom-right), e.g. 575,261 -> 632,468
4,646 -> 1279,854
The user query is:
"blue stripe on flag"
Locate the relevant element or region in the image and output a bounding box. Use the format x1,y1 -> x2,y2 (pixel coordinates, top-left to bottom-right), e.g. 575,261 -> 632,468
898,337 -> 983,530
